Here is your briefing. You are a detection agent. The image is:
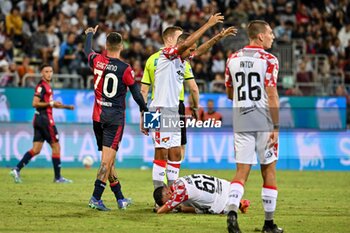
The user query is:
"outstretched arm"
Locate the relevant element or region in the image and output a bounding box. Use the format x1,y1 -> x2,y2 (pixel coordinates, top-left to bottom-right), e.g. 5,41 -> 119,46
194,27 -> 237,57
84,25 -> 99,56
178,13 -> 224,57
157,205 -> 173,214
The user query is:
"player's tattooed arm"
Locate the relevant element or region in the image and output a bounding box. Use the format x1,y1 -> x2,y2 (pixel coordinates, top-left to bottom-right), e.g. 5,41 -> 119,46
194,26 -> 237,57
178,13 -> 224,57
97,162 -> 108,181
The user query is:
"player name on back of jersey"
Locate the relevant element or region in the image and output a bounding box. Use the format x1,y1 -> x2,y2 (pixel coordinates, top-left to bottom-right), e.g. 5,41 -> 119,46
96,61 -> 118,72
240,61 -> 254,68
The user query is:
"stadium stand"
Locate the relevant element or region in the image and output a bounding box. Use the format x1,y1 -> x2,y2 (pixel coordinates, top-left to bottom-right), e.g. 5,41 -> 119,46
0,0 -> 349,96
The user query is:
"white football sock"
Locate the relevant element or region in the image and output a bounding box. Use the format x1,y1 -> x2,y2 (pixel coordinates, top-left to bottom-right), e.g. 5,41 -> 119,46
261,186 -> 278,220
152,160 -> 166,189
227,182 -> 244,213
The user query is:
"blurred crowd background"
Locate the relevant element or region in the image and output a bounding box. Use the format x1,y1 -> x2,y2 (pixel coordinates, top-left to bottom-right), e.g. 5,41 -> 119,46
0,0 -> 350,99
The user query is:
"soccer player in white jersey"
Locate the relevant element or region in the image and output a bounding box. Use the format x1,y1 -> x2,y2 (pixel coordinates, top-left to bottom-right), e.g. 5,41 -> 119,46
153,174 -> 250,215
141,26 -> 200,192
225,20 -> 283,233
145,13 -> 237,187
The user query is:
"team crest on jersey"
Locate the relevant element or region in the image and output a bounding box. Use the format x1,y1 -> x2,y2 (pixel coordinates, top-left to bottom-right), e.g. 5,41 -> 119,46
162,137 -> 170,143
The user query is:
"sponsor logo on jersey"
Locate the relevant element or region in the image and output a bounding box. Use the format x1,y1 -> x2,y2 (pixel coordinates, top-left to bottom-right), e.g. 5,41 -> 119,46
239,105 -> 256,115
177,70 -> 185,79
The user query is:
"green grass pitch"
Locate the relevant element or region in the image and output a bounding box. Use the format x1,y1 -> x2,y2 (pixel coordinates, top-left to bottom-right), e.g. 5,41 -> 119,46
1,168 -> 350,233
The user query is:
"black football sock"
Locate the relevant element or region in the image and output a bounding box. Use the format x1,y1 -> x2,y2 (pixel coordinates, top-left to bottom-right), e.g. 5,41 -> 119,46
110,181 -> 125,200
52,155 -> 61,179
93,179 -> 106,200
16,150 -> 35,171
264,220 -> 274,228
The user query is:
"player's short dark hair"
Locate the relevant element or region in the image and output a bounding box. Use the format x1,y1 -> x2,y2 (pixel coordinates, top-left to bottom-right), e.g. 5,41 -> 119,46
177,32 -> 190,44
106,32 -> 123,51
40,63 -> 52,71
153,186 -> 164,207
247,20 -> 269,39
162,26 -> 183,40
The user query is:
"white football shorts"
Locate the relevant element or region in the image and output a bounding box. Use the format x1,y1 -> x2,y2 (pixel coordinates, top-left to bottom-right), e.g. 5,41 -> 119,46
234,131 -> 279,165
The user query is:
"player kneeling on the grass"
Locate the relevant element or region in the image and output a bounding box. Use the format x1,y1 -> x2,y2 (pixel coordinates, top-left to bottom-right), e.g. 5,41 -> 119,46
153,174 -> 250,214
84,26 -> 148,211
10,64 -> 74,184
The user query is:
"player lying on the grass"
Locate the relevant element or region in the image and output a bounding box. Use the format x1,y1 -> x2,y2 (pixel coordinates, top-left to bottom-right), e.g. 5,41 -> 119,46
153,174 -> 250,214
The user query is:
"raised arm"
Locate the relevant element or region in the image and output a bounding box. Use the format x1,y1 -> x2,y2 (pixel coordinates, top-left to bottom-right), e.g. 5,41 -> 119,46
177,13 -> 224,56
84,25 -> 99,56
194,27 -> 237,57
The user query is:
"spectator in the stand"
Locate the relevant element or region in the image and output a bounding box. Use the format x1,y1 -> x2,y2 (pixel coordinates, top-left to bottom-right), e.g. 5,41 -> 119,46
22,7 -> 38,37
149,6 -> 161,33
296,62 -> 314,95
0,0 -> 12,16
161,14 -> 176,32
0,47 -> 9,70
211,50 -> 225,74
42,0 -> 61,23
0,21 -> 7,45
296,4 -> 310,25
98,0 -> 122,22
59,32 -> 77,74
211,73 -> 226,93
203,99 -> 222,123
47,24 -> 60,72
338,23 -> 350,49
96,26 -> 113,52
87,6 -> 98,27
192,62 -> 206,81
131,15 -> 149,39
132,60 -> 143,84
71,8 -> 87,30
2,38 -> 14,64
166,2 -> 180,20
17,56 -> 35,86
125,40 -> 147,65
74,42 -> 91,88
274,20 -> 294,43
115,13 -> 131,32
61,0 -> 79,18
31,23 -> 52,63
5,7 -> 23,47
175,13 -> 190,31
280,2 -> 296,24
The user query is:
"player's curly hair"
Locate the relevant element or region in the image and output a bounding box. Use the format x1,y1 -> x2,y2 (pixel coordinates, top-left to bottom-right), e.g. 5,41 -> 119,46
153,186 -> 164,207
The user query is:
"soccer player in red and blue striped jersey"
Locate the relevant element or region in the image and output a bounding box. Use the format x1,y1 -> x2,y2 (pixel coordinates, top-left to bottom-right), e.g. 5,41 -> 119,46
10,64 -> 74,184
84,26 -> 148,211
